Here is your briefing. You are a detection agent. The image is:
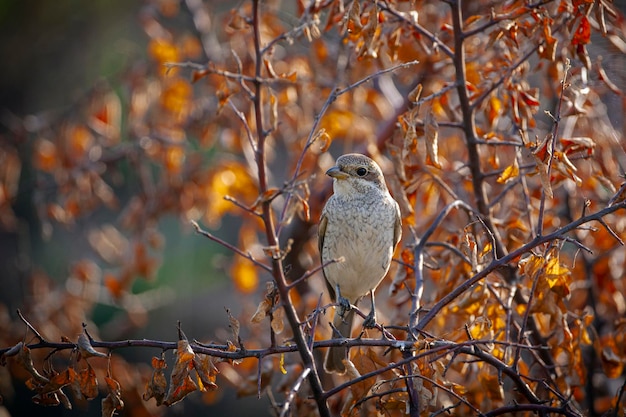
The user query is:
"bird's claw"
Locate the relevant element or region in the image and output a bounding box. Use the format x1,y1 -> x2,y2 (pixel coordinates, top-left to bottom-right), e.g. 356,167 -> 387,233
338,296 -> 351,318
363,310 -> 377,329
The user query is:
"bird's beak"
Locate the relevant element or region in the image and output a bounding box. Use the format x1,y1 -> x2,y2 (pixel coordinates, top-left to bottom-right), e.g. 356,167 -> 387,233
326,166 -> 349,180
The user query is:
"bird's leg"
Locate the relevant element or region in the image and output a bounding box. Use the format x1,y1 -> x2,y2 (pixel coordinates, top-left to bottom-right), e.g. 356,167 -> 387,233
363,291 -> 377,329
335,283 -> 351,319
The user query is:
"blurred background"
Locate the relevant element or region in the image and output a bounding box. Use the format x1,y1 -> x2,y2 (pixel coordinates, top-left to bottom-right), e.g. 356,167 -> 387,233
1,1 -> 626,416
0,1 -> 272,415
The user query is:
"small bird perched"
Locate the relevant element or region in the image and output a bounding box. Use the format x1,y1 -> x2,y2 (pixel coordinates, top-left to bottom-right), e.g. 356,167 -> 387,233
319,153 -> 402,374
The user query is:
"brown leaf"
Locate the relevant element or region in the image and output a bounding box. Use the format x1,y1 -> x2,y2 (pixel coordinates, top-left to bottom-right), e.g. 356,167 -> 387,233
39,368 -> 76,395
102,376 -> 124,416
77,362 -> 99,400
164,340 -> 197,406
226,308 -> 241,343
17,345 -> 48,385
346,0 -> 362,35
250,298 -> 272,324
270,306 -> 285,334
423,107 -> 441,169
193,354 -> 219,391
143,356 -> 167,405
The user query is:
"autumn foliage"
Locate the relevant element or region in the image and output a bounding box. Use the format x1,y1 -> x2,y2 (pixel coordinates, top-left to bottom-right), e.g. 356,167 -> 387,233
2,0 -> 626,416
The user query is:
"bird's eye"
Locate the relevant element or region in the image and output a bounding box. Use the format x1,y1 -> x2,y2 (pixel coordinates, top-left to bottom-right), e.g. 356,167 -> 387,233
356,167 -> 367,177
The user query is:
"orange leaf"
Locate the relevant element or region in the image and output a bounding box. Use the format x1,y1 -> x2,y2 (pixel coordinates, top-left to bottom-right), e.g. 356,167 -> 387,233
346,0 -> 362,35
76,362 -> 99,400
40,368 -> 77,395
193,354 -> 219,391
572,15 -> 591,45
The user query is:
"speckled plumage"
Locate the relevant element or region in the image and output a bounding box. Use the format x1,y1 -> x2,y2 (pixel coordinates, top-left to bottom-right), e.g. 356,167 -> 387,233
319,153 -> 401,374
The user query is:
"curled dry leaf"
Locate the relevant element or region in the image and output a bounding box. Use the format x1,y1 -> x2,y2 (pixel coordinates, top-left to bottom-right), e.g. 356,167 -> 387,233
77,332 -> 108,358
424,107 -> 441,169
270,306 -> 284,334
226,308 -> 241,343
102,376 -> 124,417
193,354 -> 219,391
75,362 -> 99,401
314,128 -> 332,152
250,298 -> 272,324
18,345 -> 48,385
143,356 -> 167,405
346,0 -> 362,35
164,339 -> 198,406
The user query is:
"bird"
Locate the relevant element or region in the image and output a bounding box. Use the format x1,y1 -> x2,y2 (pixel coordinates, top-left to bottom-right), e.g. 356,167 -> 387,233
318,153 -> 402,374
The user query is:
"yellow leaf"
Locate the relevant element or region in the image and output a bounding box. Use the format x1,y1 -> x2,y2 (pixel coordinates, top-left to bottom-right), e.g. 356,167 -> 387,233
496,158 -> 519,184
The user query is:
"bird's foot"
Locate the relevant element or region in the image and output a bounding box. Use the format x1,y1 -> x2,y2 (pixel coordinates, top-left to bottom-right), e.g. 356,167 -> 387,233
363,310 -> 377,329
338,295 -> 351,319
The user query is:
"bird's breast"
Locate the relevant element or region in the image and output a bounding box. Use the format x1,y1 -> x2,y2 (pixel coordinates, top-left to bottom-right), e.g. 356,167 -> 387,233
321,195 -> 397,302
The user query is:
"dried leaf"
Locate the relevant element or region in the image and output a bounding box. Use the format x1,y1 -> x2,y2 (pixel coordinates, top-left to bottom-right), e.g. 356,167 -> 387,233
17,345 -> 48,385
226,308 -> 241,343
486,95 -> 503,127
164,340 -> 197,406
193,354 -> 219,391
600,345 -> 623,378
408,83 -> 422,103
102,376 -> 124,416
77,332 -> 108,358
424,107 -> 441,169
76,362 -> 99,400
572,15 -> 591,46
346,0 -> 362,35
271,306 -> 284,334
496,158 -> 519,184
269,90 -> 278,131
143,356 -> 167,405
250,298 -> 272,324
39,368 -> 76,395
315,129 -> 332,152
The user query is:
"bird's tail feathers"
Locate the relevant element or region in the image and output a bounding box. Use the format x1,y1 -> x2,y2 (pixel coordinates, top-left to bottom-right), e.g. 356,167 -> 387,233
324,308 -> 355,375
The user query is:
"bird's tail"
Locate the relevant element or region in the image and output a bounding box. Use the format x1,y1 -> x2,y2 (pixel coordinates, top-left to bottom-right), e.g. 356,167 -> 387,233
324,308 -> 355,375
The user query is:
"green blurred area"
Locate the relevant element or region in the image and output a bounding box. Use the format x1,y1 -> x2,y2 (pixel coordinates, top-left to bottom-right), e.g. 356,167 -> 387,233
0,2 -> 262,415
0,0 -> 144,114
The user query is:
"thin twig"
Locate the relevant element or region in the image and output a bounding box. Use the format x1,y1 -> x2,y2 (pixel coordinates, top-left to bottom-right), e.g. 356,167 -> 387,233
17,309 -> 46,343
410,200 -> 477,333
279,367 -> 311,417
190,220 -> 271,272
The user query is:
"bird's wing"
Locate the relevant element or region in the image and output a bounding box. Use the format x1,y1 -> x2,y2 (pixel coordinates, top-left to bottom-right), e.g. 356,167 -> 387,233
318,212 -> 336,301
393,202 -> 402,250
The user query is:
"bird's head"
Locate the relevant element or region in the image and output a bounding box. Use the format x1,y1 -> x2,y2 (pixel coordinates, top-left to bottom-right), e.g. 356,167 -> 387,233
326,153 -> 388,195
